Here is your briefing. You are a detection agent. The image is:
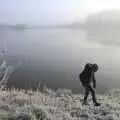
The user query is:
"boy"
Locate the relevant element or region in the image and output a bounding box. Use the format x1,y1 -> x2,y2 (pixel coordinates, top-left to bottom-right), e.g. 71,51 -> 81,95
79,63 -> 101,106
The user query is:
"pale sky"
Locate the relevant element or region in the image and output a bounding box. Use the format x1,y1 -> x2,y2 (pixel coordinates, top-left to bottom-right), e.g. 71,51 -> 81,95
0,0 -> 120,25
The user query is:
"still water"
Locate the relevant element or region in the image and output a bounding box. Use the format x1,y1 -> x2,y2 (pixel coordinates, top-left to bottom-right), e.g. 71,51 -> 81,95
0,29 -> 120,92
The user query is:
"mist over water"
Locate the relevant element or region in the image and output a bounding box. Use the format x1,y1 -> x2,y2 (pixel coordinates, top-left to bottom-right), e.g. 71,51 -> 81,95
0,29 -> 120,93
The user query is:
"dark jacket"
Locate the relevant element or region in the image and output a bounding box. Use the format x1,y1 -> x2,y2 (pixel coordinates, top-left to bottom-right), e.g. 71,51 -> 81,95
79,69 -> 92,85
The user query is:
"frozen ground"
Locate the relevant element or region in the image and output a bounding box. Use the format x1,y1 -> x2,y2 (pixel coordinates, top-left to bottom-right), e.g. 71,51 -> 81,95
0,88 -> 120,120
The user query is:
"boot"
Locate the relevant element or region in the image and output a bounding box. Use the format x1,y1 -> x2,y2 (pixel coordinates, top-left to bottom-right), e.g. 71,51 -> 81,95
94,102 -> 101,106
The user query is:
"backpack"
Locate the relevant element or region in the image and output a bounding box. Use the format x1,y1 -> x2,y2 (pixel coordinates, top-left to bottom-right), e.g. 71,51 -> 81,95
79,63 -> 93,84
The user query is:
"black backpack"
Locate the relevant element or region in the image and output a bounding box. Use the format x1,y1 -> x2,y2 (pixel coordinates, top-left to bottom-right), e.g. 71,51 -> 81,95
79,63 -> 93,84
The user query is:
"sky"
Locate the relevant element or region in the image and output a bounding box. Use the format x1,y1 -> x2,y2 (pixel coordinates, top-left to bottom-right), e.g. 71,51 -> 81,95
0,0 -> 120,25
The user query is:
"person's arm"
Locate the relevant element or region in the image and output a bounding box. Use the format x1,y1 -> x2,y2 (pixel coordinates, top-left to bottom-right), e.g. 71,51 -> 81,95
92,72 -> 96,88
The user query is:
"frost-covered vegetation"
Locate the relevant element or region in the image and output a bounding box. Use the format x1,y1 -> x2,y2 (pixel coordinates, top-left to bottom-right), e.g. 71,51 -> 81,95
0,88 -> 119,120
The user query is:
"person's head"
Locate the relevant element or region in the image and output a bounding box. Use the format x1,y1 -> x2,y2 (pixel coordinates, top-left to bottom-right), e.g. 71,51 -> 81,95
84,63 -> 92,72
92,64 -> 99,72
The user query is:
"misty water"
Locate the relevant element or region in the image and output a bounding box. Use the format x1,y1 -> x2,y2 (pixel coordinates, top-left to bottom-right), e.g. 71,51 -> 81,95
0,29 -> 120,93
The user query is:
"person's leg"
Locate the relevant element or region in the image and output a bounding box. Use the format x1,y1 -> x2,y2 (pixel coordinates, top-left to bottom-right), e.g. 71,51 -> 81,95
83,86 -> 89,102
89,85 -> 96,103
88,85 -> 101,106
82,84 -> 90,105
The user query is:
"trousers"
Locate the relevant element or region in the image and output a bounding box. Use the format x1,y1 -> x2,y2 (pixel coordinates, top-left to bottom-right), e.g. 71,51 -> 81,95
83,83 -> 97,103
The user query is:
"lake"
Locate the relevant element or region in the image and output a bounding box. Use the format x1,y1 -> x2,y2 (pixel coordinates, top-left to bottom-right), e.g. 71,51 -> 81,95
0,28 -> 120,93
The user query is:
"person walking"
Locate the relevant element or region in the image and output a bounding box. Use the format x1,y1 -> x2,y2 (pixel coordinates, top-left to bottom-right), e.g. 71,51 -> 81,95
79,63 -> 101,106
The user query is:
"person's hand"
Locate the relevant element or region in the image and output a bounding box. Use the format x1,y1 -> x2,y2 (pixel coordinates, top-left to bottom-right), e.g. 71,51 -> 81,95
93,84 -> 96,88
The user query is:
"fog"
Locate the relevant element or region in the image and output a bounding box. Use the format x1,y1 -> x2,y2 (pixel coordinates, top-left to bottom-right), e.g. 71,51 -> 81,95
1,0 -> 120,25
0,0 -> 120,92
0,29 -> 119,93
